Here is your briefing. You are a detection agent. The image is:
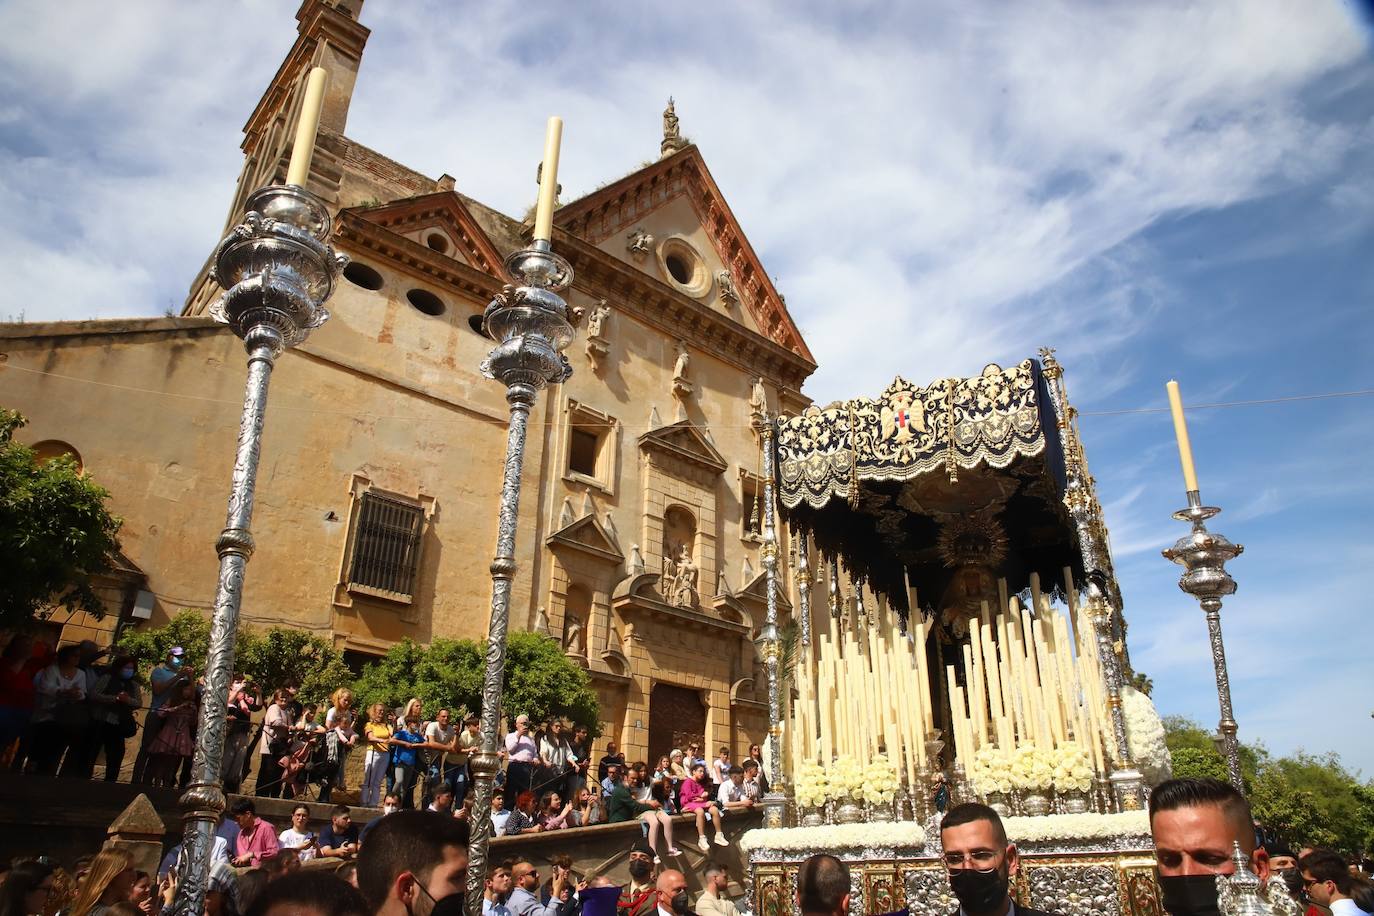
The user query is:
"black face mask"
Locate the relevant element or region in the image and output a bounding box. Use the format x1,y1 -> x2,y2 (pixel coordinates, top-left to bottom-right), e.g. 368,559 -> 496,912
1279,868 -> 1304,898
431,893 -> 465,916
948,868 -> 1010,915
628,860 -> 652,881
1157,874 -> 1221,916
671,889 -> 691,915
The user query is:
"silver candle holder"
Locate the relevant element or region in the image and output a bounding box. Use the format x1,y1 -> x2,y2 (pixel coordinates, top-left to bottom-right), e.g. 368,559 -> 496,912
174,185 -> 345,915
1163,491 -> 1245,789
464,239 -> 577,915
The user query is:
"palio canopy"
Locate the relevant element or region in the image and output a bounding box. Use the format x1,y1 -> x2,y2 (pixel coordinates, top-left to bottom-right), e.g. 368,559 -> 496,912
774,358 -> 1082,622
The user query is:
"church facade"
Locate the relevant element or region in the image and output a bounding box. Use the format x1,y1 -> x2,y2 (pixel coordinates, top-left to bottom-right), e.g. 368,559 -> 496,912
0,0 -> 816,763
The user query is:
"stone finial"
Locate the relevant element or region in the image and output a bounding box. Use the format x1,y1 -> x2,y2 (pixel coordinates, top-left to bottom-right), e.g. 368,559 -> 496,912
105,793 -> 167,876
661,97 -> 686,158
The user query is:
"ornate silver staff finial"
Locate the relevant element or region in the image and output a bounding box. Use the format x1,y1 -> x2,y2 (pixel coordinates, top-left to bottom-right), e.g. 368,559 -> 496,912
173,183 -> 346,915
1163,495 -> 1245,789
1216,842 -> 1276,916
463,237 -> 577,916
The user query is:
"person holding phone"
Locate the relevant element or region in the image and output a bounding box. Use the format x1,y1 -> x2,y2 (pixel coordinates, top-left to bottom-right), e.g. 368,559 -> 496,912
278,804 -> 319,863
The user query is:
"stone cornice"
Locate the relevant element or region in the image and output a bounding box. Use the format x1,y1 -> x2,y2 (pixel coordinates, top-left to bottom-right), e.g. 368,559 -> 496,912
334,209 -> 502,304
555,230 -> 815,392
348,191 -> 505,275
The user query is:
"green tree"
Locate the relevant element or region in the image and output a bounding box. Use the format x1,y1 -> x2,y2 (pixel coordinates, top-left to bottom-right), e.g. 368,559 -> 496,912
236,625 -> 354,709
0,409 -> 122,631
351,632 -> 599,732
351,637 -> 484,722
1163,715 -> 1374,854
117,610 -> 350,707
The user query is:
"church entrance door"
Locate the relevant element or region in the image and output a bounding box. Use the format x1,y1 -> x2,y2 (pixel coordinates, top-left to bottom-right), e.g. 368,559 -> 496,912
648,683 -> 706,763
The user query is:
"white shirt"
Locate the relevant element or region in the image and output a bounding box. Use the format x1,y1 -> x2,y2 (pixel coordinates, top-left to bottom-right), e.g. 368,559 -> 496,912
1330,899 -> 1374,916
717,780 -> 746,806
278,827 -> 318,862
712,757 -> 730,784
426,721 -> 455,766
491,809 -> 511,833
484,899 -> 512,916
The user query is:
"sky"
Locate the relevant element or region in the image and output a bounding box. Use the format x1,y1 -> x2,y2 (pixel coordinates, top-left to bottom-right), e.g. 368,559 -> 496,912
1,1 -> 1372,775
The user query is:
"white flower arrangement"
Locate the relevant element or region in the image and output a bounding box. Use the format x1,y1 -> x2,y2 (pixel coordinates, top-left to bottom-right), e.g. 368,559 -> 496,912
1010,746 -> 1055,792
1121,685 -> 1172,785
969,746 -> 1015,796
794,761 -> 830,809
1001,810 -> 1151,844
1050,743 -> 1094,794
827,754 -> 865,800
740,821 -> 926,853
740,812 -> 1147,853
861,755 -> 900,805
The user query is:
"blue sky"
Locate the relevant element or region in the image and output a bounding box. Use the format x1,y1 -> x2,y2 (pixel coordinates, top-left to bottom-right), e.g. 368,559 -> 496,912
2,1 -> 1371,774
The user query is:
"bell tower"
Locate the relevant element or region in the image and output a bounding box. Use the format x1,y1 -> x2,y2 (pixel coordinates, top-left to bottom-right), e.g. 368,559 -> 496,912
185,0 -> 369,314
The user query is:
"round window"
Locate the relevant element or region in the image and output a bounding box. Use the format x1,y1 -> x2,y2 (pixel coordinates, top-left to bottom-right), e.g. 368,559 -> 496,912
406,288 -> 446,316
655,236 -> 710,297
426,233 -> 449,254
343,261 -> 384,291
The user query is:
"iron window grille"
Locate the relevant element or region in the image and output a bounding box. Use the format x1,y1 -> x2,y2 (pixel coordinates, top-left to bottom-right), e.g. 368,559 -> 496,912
348,492 -> 424,600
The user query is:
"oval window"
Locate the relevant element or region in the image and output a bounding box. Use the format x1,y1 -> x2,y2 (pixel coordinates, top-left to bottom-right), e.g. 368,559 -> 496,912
343,261 -> 384,291
406,288 -> 446,316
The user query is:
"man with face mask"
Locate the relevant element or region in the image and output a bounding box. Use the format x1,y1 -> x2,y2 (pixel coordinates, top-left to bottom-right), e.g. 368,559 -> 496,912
1265,843 -> 1305,905
507,861 -> 566,916
620,840 -> 659,916
1149,777 -> 1270,916
656,870 -> 694,916
797,854 -> 850,916
357,810 -> 469,916
938,803 -> 1054,916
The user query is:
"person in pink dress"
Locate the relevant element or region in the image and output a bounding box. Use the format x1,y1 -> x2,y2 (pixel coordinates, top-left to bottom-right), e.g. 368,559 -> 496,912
679,762 -> 729,851
146,682 -> 197,787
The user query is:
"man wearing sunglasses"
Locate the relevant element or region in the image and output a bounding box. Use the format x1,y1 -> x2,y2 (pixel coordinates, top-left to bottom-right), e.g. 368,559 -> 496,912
938,803 -> 1055,916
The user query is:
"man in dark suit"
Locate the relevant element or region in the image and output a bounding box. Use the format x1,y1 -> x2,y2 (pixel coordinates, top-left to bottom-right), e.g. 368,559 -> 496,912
938,803 -> 1057,916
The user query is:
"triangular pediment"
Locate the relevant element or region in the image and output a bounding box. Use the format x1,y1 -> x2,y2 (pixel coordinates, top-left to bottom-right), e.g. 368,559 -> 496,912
546,513 -> 624,564
737,572 -> 792,611
637,420 -> 728,475
555,146 -> 812,361
348,191 -> 505,276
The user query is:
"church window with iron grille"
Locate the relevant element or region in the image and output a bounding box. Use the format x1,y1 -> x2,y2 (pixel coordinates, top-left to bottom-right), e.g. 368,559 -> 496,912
348,493 -> 424,599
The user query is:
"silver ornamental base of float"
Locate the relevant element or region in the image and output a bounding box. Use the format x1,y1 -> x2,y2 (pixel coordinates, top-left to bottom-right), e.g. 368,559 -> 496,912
1062,790 -> 1091,814
743,828 -> 1160,916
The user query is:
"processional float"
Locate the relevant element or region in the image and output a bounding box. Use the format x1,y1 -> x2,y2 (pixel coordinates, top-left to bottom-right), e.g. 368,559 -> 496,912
743,353 -> 1282,916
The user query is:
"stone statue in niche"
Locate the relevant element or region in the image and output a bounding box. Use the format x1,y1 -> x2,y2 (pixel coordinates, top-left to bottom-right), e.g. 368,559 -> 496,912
563,613 -> 586,657
749,376 -> 767,421
672,340 -> 694,400
587,300 -> 610,339
673,340 -> 690,382
670,545 -> 699,609
626,228 -> 654,260
585,299 -> 611,368
717,268 -> 739,306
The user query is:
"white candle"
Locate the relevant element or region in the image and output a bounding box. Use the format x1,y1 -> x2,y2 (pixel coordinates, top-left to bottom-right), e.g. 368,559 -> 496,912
286,67 -> 328,187
532,116 -> 565,242
1166,380 -> 1201,493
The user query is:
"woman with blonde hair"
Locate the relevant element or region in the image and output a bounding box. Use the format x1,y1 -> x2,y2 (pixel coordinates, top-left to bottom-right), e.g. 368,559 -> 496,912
394,697 -> 423,728
325,687 -> 354,728
360,701 -> 392,806
68,849 -> 135,916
